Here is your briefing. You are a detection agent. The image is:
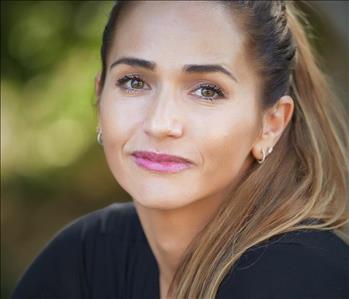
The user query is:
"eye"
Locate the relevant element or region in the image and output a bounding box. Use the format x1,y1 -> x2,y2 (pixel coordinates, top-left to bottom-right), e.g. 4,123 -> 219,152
191,84 -> 225,101
116,75 -> 151,93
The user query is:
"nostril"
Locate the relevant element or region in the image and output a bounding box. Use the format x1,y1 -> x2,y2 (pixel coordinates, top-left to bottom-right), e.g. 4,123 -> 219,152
143,120 -> 183,139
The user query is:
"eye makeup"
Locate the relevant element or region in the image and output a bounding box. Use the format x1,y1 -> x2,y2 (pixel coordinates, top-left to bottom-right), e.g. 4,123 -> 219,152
190,83 -> 226,101
116,74 -> 151,94
115,73 -> 227,101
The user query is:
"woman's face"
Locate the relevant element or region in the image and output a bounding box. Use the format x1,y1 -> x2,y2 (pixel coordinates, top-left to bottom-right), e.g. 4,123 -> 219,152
97,1 -> 263,209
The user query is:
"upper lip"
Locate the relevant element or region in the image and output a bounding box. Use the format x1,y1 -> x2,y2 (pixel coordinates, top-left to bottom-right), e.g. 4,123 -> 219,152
132,151 -> 193,164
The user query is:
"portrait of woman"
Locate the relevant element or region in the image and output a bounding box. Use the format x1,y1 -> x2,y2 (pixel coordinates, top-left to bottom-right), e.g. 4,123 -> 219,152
11,1 -> 349,298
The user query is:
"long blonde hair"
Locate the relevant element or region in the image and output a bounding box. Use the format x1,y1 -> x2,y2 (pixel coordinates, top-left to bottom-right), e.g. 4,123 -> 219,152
166,1 -> 349,298
99,1 -> 349,298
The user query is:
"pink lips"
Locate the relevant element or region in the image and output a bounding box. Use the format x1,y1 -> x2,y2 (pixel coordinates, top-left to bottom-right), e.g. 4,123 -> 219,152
131,151 -> 192,173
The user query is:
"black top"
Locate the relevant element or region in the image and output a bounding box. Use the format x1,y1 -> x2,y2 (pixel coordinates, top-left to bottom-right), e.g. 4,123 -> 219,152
12,201 -> 349,299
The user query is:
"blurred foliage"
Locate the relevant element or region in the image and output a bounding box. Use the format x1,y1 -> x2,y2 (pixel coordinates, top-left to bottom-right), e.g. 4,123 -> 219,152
1,1 -> 348,299
1,1 -> 132,298
1,1 -> 112,177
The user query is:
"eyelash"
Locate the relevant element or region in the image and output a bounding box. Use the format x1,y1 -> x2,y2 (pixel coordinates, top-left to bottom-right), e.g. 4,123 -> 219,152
116,74 -> 147,94
115,75 -> 226,101
193,83 -> 225,101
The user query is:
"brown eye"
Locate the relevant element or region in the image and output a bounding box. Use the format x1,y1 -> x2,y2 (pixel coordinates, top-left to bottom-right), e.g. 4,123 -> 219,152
191,84 -> 225,101
116,75 -> 151,93
201,87 -> 215,98
130,78 -> 144,89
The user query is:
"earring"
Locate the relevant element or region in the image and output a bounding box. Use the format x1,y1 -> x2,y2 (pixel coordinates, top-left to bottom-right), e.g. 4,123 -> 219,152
257,146 -> 273,164
257,148 -> 266,164
96,127 -> 103,145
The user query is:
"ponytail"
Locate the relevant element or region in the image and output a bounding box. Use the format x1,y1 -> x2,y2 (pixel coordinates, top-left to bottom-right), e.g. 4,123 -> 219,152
287,3 -> 349,225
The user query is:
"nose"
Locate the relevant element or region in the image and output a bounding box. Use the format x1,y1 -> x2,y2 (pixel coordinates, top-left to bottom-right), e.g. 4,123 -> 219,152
142,88 -> 183,139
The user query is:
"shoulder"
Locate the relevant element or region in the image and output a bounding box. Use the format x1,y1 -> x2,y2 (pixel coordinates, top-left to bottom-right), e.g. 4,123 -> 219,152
53,200 -> 144,241
11,201 -> 143,299
217,229 -> 349,299
34,201 -> 147,263
39,200 -> 147,249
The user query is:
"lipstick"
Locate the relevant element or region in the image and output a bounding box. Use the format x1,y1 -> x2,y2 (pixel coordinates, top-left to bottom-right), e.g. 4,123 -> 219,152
131,151 -> 192,173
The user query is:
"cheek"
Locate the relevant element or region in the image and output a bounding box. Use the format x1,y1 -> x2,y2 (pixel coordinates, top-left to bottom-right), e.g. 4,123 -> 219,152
98,93 -> 146,184
99,93 -> 144,146
199,108 -> 258,186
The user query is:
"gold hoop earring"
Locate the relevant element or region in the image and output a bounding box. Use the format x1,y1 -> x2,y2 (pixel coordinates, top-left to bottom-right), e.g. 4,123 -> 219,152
257,147 -> 273,164
96,127 -> 103,145
257,148 -> 266,164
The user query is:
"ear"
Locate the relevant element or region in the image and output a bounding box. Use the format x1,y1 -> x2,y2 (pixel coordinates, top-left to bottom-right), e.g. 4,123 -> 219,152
95,72 -> 102,99
252,95 -> 294,161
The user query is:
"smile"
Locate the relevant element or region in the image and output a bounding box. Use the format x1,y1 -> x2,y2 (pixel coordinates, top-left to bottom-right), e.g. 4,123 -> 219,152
132,156 -> 192,173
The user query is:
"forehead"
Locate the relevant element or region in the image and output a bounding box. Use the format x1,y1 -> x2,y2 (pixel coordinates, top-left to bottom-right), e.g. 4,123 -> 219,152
108,1 -> 247,71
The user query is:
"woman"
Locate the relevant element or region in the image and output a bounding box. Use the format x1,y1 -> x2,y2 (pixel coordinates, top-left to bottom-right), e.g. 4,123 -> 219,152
12,1 -> 349,298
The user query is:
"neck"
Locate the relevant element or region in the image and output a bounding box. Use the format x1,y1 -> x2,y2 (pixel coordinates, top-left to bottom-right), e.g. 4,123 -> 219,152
134,193 -> 227,297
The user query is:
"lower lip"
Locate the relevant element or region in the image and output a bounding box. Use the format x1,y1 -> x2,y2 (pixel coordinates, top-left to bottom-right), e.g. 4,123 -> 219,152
132,156 -> 192,173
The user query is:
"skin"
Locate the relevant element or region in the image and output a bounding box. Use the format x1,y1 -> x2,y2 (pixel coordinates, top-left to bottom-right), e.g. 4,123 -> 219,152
95,1 -> 294,298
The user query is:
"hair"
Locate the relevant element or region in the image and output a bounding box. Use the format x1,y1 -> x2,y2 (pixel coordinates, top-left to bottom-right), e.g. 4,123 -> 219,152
99,1 -> 349,298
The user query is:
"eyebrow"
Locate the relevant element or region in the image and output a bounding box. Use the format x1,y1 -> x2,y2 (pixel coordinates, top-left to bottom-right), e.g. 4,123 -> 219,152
110,57 -> 156,71
183,64 -> 237,82
110,57 -> 238,82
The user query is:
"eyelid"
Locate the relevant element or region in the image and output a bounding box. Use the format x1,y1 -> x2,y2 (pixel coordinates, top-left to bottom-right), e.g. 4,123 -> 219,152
190,82 -> 226,100
115,74 -> 227,100
192,82 -> 223,92
116,74 -> 152,91
191,79 -> 226,92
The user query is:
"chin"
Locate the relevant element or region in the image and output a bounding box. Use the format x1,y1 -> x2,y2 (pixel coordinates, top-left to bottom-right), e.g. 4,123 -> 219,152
131,192 -> 193,210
